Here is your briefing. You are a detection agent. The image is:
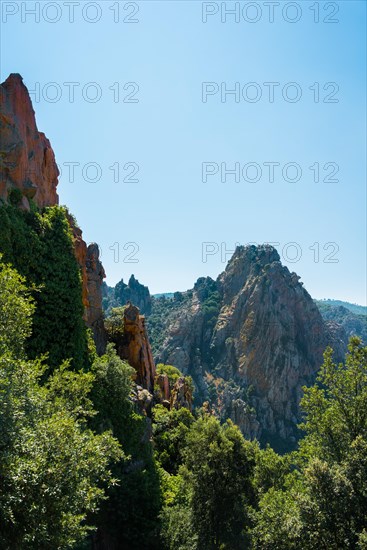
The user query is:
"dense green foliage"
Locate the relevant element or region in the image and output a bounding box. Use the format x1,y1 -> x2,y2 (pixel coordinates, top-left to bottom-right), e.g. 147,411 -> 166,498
0,205 -> 89,371
158,414 -> 256,550
182,417 -> 256,549
2,202 -> 366,549
252,337 -> 367,548
0,260 -> 122,549
0,257 -> 35,357
87,345 -> 162,549
153,404 -> 194,475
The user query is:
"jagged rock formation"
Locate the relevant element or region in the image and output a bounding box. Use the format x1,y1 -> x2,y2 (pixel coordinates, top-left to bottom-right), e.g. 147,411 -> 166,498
106,304 -> 156,392
170,377 -> 193,411
0,74 -> 59,209
153,245 -> 348,449
154,371 -> 193,411
156,373 -> 171,403
103,274 -> 152,316
0,74 -> 106,348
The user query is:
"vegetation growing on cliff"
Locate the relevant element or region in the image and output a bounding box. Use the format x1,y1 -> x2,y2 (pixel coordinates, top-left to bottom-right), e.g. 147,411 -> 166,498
0,205 -> 89,371
147,294 -> 191,355
0,260 -> 122,549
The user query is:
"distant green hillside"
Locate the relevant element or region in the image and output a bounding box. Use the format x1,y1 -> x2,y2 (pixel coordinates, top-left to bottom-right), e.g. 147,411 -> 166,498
315,299 -> 367,344
316,299 -> 366,316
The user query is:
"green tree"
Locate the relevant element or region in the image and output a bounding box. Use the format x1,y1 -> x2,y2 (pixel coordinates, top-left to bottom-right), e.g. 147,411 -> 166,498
0,257 -> 34,358
0,205 -> 89,371
253,444 -> 293,496
252,338 -> 367,549
0,260 -> 122,549
251,477 -> 303,549
180,416 -> 256,549
88,345 -> 162,549
153,404 -> 194,475
300,336 -> 367,462
296,436 -> 367,548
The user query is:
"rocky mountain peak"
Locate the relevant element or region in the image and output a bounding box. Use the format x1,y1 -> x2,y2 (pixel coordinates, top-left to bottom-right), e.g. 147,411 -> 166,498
0,74 -> 59,209
218,245 -> 282,303
113,274 -> 152,315
154,245 -> 348,450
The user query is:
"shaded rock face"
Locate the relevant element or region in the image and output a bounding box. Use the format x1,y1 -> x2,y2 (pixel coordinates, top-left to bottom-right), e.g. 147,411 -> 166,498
0,74 -> 59,209
156,245 -> 348,449
0,73 -> 106,350
108,304 -> 156,392
85,243 -> 107,353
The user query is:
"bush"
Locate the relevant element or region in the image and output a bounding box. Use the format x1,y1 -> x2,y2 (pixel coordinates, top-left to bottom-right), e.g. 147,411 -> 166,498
8,187 -> 23,206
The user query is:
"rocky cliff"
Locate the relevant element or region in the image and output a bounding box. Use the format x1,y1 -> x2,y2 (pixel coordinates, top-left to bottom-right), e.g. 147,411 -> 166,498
153,245 -> 347,449
0,74 -> 59,209
105,304 -> 156,392
0,74 -> 105,348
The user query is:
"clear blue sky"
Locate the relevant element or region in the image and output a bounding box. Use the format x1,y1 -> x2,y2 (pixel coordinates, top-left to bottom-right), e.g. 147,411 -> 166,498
1,1 -> 366,304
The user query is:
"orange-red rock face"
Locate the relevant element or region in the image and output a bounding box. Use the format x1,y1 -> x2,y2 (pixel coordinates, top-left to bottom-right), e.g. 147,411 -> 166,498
108,304 -> 156,392
85,243 -> 107,353
1,73 -> 106,349
0,74 -> 59,209
122,305 -> 156,392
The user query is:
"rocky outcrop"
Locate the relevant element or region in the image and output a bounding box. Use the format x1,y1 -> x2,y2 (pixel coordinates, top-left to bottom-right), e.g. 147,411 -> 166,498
0,74 -> 59,209
104,275 -> 152,316
85,243 -> 106,353
170,377 -> 193,411
69,218 -> 106,353
154,245 -> 348,449
156,373 -> 171,402
0,74 -> 106,350
154,371 -> 193,411
106,304 -> 156,392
